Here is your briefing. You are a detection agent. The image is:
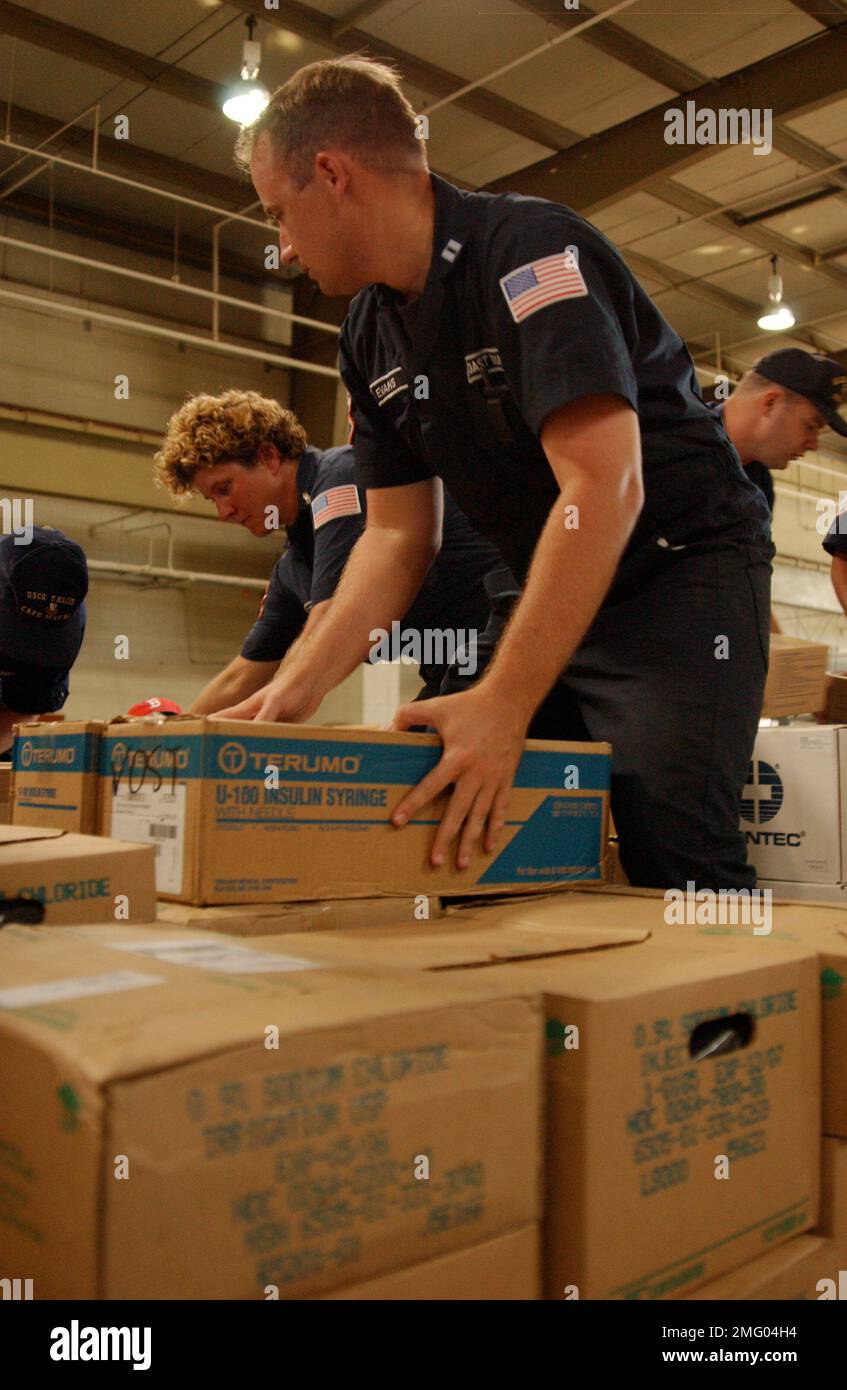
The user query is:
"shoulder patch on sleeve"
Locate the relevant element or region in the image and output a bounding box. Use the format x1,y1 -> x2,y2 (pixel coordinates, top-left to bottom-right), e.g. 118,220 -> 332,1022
499,250 -> 588,324
311,485 -> 362,530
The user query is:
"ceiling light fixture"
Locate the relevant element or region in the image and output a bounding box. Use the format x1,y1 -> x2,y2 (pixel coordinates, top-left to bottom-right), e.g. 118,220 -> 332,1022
757,255 -> 795,331
222,17 -> 269,125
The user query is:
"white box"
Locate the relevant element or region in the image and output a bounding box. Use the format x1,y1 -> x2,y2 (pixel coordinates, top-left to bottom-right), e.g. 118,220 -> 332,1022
741,725 -> 847,884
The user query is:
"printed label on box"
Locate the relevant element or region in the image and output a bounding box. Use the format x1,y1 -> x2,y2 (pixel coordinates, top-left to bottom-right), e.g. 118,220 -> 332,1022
0,970 -> 163,1009
105,938 -> 321,974
110,783 -> 186,895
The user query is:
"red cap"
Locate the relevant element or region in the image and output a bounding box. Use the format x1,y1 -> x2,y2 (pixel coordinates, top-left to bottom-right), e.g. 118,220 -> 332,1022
126,697 -> 183,717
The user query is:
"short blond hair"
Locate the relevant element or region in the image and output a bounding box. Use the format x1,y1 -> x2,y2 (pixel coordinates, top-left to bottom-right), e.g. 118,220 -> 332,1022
234,55 -> 426,187
153,390 -> 307,495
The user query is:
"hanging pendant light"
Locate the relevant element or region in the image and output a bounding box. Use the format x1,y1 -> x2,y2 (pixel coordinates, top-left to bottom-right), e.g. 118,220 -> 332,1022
757,255 -> 795,331
222,17 -> 270,125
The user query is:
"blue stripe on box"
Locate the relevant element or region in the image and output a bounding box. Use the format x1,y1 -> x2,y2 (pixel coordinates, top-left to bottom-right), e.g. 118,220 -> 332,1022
202,733 -> 610,790
99,729 -> 610,792
474,795 -> 605,885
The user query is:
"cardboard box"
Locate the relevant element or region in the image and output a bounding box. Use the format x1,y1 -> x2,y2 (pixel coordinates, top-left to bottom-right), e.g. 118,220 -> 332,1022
11,721 -> 104,833
0,825 -> 155,925
741,724 -> 847,884
0,922 -> 542,1299
97,718 -> 611,905
686,1235 -> 847,1300
259,895 -> 821,1300
821,673 -> 847,725
762,635 -> 828,719
758,880 -> 847,905
322,1224 -> 539,1299
0,762 -> 10,825
818,1138 -> 847,1239
157,895 -> 441,937
519,887 -> 847,1140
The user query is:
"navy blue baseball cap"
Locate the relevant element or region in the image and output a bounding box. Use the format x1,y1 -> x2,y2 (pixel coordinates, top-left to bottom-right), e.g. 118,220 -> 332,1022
0,527 -> 88,668
754,349 -> 847,437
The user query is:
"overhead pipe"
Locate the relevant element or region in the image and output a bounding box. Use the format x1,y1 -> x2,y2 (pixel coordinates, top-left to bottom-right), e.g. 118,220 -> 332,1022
0,232 -> 339,336
0,285 -> 339,377
86,558 -> 266,591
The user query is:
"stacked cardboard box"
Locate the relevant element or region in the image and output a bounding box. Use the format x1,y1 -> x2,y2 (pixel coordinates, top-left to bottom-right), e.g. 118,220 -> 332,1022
762,635 -> 828,719
686,1235 -> 847,1300
11,720 -> 104,833
0,922 -> 543,1299
253,893 -> 821,1299
517,886 -> 847,1299
742,724 -> 847,901
0,762 -> 11,825
96,717 -> 611,905
821,673 -> 847,724
0,825 -> 156,925
158,896 -> 443,937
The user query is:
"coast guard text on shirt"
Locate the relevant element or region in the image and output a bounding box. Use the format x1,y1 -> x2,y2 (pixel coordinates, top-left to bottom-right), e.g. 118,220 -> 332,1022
50,1320 -> 152,1371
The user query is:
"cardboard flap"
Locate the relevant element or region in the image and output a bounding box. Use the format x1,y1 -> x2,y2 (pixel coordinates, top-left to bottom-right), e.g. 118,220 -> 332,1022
0,924 -> 540,1083
0,824 -> 66,847
269,916 -> 649,970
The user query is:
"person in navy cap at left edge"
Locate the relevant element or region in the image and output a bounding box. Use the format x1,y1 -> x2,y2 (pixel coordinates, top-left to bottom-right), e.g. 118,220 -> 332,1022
0,526 -> 88,754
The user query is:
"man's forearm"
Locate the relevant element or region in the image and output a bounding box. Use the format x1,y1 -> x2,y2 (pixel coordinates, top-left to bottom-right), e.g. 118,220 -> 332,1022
276,529 -> 436,699
483,476 -> 642,722
191,658 -> 279,715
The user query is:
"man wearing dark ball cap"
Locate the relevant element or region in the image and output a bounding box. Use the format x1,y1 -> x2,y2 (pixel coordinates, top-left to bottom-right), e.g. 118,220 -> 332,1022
711,348 -> 847,516
0,525 -> 89,754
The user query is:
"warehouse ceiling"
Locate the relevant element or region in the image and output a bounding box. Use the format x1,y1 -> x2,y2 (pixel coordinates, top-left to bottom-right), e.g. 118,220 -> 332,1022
2,0 -> 847,455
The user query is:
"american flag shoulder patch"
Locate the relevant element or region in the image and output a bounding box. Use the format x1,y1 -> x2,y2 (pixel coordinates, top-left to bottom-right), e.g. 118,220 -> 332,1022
499,250 -> 588,324
311,484 -> 362,530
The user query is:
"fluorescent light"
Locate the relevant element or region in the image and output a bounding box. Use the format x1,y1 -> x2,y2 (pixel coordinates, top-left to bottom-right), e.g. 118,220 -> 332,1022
222,82 -> 269,124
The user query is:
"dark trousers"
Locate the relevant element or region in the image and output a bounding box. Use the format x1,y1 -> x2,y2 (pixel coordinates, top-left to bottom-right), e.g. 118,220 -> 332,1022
439,548 -> 771,891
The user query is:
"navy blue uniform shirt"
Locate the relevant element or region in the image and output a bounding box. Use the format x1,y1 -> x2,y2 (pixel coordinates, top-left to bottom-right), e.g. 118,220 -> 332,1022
823,516 -> 847,558
708,400 -> 775,516
339,174 -> 772,588
241,444 -> 501,684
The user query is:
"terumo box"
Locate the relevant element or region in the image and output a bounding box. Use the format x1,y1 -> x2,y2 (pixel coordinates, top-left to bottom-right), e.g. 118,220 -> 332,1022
157,895 -> 442,937
0,825 -> 155,925
762,635 -> 828,718
741,725 -> 847,883
11,721 -> 104,833
0,922 -> 542,1299
97,718 -> 611,905
260,894 -> 820,1300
